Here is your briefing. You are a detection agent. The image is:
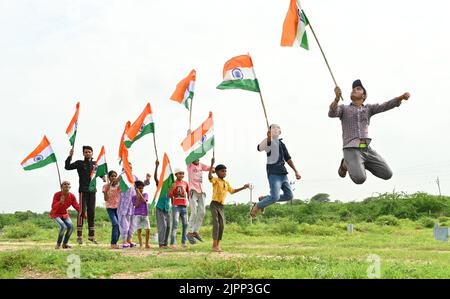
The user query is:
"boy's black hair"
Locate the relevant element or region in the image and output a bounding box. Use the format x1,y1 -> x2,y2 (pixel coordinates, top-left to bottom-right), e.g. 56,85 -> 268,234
215,164 -> 227,172
82,145 -> 93,152
108,170 -> 117,177
352,79 -> 367,96
135,180 -> 145,188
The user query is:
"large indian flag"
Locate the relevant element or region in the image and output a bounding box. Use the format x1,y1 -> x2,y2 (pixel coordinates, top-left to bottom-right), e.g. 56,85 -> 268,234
119,147 -> 135,192
21,135 -> 57,171
216,54 -> 260,92
181,112 -> 214,165
65,102 -> 80,146
151,153 -> 174,209
281,0 -> 309,49
89,146 -> 108,192
170,69 -> 196,110
124,103 -> 154,148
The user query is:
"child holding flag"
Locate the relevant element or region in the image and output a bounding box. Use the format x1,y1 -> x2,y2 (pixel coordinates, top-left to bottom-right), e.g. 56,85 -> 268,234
117,162 -> 151,249
329,80 -> 410,184
65,146 -> 105,244
132,180 -> 151,249
208,158 -> 249,252
168,168 -> 190,248
50,181 -> 80,249
186,159 -> 214,245
154,159 -> 172,249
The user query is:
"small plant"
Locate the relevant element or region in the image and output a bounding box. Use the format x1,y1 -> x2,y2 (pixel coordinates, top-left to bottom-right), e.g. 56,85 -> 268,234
375,215 -> 399,226
418,217 -> 436,228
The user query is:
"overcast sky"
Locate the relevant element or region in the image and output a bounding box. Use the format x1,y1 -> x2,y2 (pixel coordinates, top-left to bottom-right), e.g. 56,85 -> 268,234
1,0 -> 449,213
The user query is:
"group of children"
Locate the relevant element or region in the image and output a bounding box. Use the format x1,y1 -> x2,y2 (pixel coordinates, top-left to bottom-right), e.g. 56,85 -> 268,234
50,80 -> 411,251
50,155 -> 248,252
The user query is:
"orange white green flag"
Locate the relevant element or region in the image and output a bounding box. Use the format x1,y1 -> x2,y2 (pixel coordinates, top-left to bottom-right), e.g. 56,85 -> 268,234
21,135 -> 57,171
181,112 -> 214,165
89,146 -> 108,192
65,102 -> 80,147
170,69 -> 196,110
281,0 -> 309,49
118,121 -> 131,164
216,54 -> 260,92
124,103 -> 155,149
119,146 -> 135,192
151,152 -> 174,210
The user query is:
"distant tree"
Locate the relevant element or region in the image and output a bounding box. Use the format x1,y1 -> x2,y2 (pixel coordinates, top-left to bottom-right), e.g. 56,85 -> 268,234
310,193 -> 331,203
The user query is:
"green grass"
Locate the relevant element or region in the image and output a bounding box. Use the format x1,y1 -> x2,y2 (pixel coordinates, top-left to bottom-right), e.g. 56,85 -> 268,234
0,218 -> 449,279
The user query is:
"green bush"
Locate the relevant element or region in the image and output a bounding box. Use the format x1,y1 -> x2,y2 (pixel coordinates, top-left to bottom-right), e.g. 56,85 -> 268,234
375,215 -> 399,226
418,217 -> 436,228
2,223 -> 39,239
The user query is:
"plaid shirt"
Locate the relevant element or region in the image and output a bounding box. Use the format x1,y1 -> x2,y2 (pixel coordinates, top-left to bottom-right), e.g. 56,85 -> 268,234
328,98 -> 401,148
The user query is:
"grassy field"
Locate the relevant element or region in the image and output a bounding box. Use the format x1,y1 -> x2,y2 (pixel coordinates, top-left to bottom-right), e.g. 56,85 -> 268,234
1,217 -> 449,279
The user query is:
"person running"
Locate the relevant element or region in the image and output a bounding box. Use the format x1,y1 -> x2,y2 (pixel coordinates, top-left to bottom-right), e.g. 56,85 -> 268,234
329,79 -> 410,184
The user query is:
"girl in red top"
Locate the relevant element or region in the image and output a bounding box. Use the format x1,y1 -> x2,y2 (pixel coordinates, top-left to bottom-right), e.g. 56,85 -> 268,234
168,168 -> 190,248
50,181 -> 80,249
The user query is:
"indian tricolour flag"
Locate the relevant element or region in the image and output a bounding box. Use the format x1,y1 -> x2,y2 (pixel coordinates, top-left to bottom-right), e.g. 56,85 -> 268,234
170,69 -> 196,110
118,121 -> 131,164
65,102 -> 80,147
216,54 -> 260,92
119,147 -> 135,192
124,103 -> 154,149
281,0 -> 309,50
151,152 -> 174,209
21,135 -> 57,171
181,112 -> 214,165
89,146 -> 108,192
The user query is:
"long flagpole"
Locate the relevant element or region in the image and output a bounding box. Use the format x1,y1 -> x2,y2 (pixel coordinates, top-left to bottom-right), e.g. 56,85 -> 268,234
306,12 -> 344,102
248,53 -> 270,130
189,98 -> 194,131
152,132 -> 159,162
55,159 -> 62,187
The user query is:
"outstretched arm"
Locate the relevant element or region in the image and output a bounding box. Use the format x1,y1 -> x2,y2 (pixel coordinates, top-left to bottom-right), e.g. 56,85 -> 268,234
64,149 -> 78,170
257,130 -> 272,152
154,160 -> 159,186
370,92 -> 410,116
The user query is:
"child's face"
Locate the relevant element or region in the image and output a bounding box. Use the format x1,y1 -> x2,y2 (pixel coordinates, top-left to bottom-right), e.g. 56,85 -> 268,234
61,181 -> 71,192
270,125 -> 281,138
136,186 -> 144,193
217,168 -> 227,179
108,173 -> 117,182
351,86 -> 366,102
83,149 -> 93,159
193,159 -> 200,166
175,172 -> 185,180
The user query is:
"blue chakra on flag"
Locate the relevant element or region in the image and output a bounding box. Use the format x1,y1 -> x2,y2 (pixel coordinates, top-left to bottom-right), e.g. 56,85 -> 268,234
139,123 -> 145,132
231,68 -> 244,80
201,135 -> 207,143
33,155 -> 44,162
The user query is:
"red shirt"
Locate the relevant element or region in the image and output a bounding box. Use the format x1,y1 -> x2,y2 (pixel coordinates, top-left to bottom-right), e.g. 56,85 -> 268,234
169,180 -> 190,206
50,191 -> 80,219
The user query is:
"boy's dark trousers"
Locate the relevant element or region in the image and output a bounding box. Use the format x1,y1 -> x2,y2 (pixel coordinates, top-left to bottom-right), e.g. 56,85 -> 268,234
77,192 -> 96,238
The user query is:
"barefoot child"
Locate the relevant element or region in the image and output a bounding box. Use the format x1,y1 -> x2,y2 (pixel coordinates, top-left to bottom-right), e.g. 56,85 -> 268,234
102,170 -> 121,249
50,181 -> 80,249
208,158 -> 249,252
168,168 -> 190,249
329,80 -> 410,184
132,180 -> 151,249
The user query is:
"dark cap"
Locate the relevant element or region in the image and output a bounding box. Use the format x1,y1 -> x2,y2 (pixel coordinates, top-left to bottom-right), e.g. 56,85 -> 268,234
352,79 -> 366,95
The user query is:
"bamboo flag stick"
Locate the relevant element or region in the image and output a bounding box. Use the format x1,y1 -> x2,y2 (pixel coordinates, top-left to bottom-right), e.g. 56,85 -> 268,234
306,13 -> 344,101
152,132 -> 159,162
189,98 -> 194,132
55,159 -> 62,187
248,53 -> 270,130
